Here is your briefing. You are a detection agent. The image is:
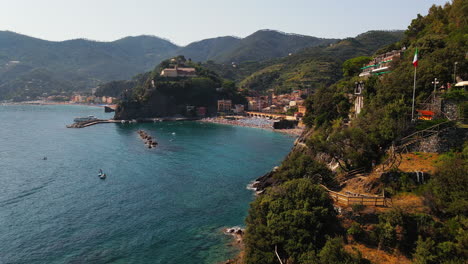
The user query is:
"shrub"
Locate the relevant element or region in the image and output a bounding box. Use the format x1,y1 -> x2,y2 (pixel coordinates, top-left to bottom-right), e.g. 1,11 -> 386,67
244,179 -> 338,264
347,222 -> 365,241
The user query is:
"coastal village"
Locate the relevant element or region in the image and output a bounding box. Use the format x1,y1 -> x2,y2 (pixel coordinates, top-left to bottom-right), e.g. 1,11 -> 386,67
2,1 -> 466,263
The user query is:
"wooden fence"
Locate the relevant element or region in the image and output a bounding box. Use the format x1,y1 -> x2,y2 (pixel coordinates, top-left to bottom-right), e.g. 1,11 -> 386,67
320,185 -> 387,207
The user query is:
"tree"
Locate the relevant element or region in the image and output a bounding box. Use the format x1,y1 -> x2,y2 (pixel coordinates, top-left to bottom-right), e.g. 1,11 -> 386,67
426,151 -> 468,217
316,237 -> 369,264
244,179 -> 337,264
342,56 -> 372,77
413,236 -> 437,264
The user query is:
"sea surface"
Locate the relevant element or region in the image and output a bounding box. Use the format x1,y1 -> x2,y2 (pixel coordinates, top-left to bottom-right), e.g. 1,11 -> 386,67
0,105 -> 295,264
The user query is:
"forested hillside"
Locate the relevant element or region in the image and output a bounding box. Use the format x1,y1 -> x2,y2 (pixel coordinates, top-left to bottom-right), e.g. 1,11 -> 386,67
113,56 -> 246,119
210,30 -> 338,63
238,30 -> 404,94
0,30 -> 336,100
242,1 -> 468,263
0,32 -> 178,100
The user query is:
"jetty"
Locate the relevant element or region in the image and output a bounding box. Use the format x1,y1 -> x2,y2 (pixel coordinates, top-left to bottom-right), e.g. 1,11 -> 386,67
66,119 -> 120,128
66,117 -> 200,128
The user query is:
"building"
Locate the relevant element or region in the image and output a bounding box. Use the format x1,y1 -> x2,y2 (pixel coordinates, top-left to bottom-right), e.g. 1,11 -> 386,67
297,105 -> 307,115
160,66 -> 197,78
248,100 -> 259,111
359,49 -> 404,77
234,104 -> 245,114
294,112 -> 304,118
196,107 -> 207,117
217,99 -> 232,112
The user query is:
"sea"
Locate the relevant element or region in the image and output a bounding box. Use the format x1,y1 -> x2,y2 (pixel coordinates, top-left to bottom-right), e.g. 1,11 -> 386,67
0,104 -> 295,264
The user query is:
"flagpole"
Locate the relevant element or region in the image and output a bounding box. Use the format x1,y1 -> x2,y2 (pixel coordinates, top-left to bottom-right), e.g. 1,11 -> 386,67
411,66 -> 417,121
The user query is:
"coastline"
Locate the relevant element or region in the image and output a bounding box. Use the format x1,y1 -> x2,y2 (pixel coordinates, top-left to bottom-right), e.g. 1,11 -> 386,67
1,100 -> 117,108
222,227 -> 245,264
199,117 -> 303,137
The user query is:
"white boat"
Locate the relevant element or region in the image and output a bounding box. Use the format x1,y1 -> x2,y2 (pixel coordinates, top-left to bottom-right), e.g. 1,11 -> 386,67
98,169 -> 106,179
74,115 -> 98,123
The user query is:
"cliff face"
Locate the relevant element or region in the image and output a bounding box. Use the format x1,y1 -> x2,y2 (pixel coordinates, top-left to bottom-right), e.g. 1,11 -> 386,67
113,88 -> 218,120
114,90 -> 177,120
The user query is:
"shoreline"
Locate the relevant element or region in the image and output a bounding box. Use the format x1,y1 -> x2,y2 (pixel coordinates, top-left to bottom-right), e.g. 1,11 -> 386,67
221,227 -> 245,264
199,117 -> 303,137
1,101 -> 117,108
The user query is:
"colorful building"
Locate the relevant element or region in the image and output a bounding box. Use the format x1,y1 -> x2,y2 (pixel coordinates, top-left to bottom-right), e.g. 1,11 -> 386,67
160,66 -> 197,78
217,99 -> 232,112
359,49 -> 404,77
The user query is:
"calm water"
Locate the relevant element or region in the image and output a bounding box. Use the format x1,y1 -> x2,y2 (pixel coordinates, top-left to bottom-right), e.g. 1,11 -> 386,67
0,105 -> 294,264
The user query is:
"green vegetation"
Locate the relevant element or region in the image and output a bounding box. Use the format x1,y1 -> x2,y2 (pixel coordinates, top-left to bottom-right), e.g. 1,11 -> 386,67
0,30 -> 338,100
426,150 -> 468,217
95,72 -> 150,98
0,33 -> 179,100
211,30 -> 338,63
238,31 -> 404,94
244,179 -> 339,264
273,151 -> 335,185
310,237 -> 369,264
115,56 -> 247,118
243,1 -> 467,263
343,56 -> 372,77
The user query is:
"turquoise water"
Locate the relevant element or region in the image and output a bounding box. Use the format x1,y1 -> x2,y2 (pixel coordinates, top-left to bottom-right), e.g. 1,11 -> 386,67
0,105 -> 294,264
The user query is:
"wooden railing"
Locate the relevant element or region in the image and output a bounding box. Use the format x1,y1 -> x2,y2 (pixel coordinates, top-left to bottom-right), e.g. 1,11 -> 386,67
343,167 -> 366,179
320,185 -> 387,207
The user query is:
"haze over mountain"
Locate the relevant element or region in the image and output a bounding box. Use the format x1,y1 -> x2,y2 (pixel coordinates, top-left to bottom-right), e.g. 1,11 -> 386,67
0,29 -> 381,100
178,30 -> 339,63
204,30 -> 405,94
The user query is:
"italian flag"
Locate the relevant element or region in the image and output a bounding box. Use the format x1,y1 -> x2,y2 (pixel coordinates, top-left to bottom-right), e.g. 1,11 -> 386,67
413,48 -> 418,67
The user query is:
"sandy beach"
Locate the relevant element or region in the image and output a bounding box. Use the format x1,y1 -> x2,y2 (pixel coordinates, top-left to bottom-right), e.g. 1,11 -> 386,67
199,117 -> 303,137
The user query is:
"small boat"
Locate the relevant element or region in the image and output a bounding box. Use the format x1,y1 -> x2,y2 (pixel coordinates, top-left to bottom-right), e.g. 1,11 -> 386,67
98,169 -> 106,179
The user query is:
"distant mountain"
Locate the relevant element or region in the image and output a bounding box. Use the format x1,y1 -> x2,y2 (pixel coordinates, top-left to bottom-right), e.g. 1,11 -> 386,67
211,30 -> 339,63
237,30 -> 405,94
0,29 -> 393,100
176,36 -> 241,62
0,31 -> 179,100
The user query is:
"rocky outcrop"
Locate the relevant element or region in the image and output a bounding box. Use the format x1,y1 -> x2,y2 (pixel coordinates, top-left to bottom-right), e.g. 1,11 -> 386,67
104,106 -> 115,113
251,170 -> 281,192
441,99 -> 460,120
114,90 -> 178,120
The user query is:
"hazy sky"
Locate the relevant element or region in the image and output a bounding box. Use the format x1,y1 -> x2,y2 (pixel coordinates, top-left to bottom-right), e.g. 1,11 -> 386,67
0,0 -> 448,46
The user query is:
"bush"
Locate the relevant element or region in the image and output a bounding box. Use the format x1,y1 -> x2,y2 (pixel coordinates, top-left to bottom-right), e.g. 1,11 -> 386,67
316,237 -> 369,264
244,179 -> 338,264
347,222 -> 365,241
425,151 -> 468,217
274,151 -> 335,186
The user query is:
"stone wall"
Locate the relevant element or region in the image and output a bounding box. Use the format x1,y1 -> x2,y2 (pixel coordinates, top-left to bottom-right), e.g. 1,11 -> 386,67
409,127 -> 468,153
441,100 -> 459,120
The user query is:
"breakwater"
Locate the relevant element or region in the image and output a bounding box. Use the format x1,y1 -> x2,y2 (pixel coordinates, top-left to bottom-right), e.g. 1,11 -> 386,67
66,119 -> 119,128
66,117 -> 200,128
137,130 -> 158,148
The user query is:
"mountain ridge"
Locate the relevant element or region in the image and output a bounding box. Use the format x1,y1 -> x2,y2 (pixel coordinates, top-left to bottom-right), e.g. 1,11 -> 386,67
0,29 -> 401,100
